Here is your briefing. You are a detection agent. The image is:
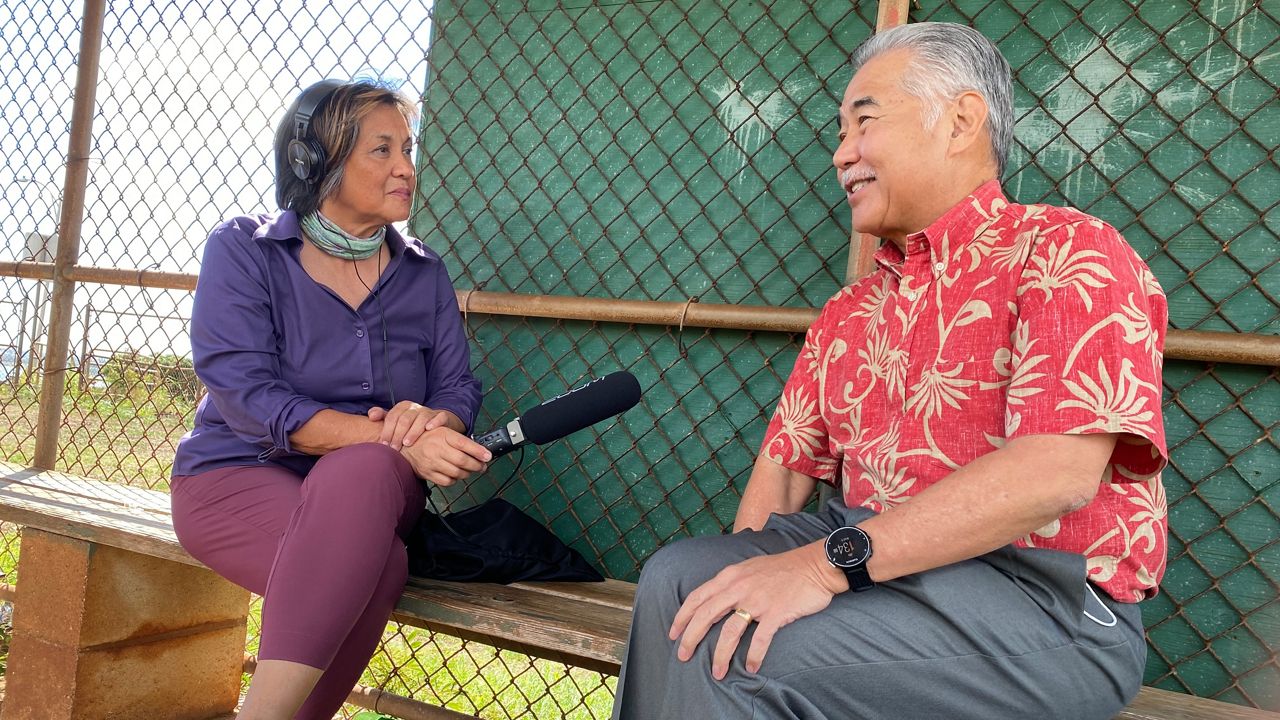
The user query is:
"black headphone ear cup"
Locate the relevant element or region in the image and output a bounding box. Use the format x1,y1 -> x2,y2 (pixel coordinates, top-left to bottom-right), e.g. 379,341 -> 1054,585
284,79 -> 341,197
288,138 -> 324,182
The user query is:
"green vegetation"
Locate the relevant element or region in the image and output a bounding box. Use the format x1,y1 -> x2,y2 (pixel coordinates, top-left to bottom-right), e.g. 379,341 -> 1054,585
0,358 -> 197,489
360,630 -> 615,718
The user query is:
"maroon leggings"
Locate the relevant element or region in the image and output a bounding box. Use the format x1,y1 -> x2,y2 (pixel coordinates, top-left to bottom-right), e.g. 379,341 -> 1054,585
171,443 -> 425,719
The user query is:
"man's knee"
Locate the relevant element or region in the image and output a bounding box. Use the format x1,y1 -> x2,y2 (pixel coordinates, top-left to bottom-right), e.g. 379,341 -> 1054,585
637,535 -> 738,603
637,540 -> 693,590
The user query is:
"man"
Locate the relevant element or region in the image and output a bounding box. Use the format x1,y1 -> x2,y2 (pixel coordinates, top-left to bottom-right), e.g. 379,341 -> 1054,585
612,22 -> 1167,720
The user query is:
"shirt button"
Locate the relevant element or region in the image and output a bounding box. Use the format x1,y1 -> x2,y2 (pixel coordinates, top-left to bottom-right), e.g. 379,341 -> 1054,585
361,382 -> 371,391
906,291 -> 918,301
355,328 -> 365,338
934,262 -> 945,273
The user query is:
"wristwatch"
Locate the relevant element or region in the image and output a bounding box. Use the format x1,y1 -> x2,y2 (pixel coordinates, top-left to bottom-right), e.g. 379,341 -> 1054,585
824,525 -> 875,592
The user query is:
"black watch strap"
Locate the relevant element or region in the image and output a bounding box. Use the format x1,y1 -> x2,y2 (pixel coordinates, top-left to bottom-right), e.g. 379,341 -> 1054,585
841,563 -> 875,592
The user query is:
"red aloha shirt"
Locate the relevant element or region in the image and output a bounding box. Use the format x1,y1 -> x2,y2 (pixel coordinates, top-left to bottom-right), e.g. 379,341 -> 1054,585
762,180 -> 1168,603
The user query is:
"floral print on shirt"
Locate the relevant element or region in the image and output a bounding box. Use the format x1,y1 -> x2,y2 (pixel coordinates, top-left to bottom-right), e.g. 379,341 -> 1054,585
762,180 -> 1168,603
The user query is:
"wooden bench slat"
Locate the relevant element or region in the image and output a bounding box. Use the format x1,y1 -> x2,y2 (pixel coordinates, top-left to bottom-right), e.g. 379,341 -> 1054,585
0,473 -> 195,568
0,498 -> 191,567
509,578 -> 636,611
398,577 -> 630,674
0,465 -> 635,673
0,477 -> 168,523
1120,687 -> 1280,719
0,462 -> 171,513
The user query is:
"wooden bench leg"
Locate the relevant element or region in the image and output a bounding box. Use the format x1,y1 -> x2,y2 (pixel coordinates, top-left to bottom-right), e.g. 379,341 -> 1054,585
2,528 -> 250,720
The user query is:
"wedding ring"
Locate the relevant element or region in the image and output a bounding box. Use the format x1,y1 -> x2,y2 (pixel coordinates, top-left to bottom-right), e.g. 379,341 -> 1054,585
732,608 -> 753,624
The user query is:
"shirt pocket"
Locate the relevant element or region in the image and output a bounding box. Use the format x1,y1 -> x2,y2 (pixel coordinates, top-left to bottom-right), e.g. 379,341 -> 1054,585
913,355 -> 1010,473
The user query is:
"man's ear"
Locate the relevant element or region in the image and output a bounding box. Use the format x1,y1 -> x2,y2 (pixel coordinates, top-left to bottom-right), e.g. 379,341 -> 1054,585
947,91 -> 990,156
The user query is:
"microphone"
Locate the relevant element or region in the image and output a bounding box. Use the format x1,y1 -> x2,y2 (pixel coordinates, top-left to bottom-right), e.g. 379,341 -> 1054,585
472,371 -> 641,459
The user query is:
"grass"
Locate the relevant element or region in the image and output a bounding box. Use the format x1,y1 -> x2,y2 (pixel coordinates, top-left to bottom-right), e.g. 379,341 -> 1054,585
361,629 -> 616,718
0,370 -> 617,719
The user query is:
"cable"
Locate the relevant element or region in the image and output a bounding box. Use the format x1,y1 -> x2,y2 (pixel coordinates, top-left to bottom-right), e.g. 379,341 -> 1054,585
426,446 -> 525,539
302,225 -> 395,403
488,445 -> 526,499
343,230 -> 527,542
351,245 -> 395,405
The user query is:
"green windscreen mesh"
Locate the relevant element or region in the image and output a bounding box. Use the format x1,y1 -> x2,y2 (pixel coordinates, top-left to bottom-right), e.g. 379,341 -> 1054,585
411,0 -> 1277,709
412,0 -> 872,575
415,0 -> 870,307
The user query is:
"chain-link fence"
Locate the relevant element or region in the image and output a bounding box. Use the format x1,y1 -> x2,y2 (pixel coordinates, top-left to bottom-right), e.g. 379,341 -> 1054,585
0,0 -> 1275,716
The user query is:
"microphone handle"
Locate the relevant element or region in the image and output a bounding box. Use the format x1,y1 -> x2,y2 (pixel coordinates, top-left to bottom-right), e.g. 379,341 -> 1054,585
473,427 -> 517,459
472,419 -> 527,460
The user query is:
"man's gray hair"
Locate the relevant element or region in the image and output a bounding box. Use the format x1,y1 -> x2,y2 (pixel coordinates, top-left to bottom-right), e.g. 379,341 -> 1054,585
850,22 -> 1014,177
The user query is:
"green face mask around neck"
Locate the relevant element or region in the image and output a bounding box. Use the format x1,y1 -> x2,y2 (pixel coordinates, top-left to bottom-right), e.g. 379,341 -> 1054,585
300,211 -> 386,260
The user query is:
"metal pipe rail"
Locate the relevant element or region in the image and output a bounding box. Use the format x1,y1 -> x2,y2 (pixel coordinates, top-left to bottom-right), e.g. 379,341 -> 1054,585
3,261 -> 1276,367
242,654 -> 479,720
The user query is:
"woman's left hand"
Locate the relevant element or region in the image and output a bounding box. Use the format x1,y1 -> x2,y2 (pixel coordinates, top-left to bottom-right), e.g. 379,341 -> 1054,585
368,402 -> 459,450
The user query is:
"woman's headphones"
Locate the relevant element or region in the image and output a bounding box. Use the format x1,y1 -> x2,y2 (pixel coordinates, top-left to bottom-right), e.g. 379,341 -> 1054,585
286,79 -> 344,184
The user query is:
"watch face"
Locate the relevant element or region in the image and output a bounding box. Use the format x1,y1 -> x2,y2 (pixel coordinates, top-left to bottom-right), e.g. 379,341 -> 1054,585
826,526 -> 871,569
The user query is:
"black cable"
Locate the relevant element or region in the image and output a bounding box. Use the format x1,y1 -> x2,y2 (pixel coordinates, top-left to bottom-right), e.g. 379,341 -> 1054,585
426,445 -> 525,539
487,444 -> 526,500
424,484 -> 455,533
351,245 -> 395,405
306,226 -> 396,404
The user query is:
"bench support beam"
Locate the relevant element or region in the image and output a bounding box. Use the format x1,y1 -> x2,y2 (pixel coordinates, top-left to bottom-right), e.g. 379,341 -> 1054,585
2,528 -> 250,720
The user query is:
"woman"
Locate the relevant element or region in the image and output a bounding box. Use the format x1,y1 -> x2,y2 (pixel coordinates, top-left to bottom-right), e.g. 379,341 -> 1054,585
171,79 -> 489,719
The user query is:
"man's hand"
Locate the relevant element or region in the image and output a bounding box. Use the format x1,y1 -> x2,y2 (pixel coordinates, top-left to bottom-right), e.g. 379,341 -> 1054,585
669,543 -> 847,679
368,402 -> 458,450
399,428 -> 491,486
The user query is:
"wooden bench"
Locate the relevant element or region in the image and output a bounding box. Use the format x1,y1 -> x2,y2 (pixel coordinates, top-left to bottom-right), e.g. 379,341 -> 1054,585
0,463 -> 1273,720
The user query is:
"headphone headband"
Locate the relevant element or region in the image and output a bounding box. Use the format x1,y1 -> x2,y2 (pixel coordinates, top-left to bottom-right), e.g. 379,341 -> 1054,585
292,79 -> 344,142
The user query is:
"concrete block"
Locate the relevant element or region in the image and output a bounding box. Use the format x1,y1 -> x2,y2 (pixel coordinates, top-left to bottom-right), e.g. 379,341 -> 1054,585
74,623 -> 247,719
1,634 -> 76,720
1,529 -> 250,720
7,530 -> 90,646
81,543 -> 249,647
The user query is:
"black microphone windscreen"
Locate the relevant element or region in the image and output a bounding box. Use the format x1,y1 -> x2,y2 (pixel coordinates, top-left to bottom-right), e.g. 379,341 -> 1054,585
521,371 -> 641,445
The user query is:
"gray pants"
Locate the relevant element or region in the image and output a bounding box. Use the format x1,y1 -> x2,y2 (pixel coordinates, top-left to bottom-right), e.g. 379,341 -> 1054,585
612,502 -> 1146,720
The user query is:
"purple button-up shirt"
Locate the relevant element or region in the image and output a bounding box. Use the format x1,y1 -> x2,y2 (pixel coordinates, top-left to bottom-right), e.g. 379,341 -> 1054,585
173,211 -> 482,478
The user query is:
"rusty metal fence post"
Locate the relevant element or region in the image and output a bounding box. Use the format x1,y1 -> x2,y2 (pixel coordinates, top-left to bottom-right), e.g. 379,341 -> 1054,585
31,0 -> 106,470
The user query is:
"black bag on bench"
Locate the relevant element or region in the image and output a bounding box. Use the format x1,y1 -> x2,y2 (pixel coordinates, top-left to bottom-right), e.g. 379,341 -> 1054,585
406,497 -> 603,584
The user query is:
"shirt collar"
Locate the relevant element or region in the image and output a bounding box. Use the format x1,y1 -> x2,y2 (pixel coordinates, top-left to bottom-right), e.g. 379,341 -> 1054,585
256,210 -> 430,261
873,179 -> 1006,275
872,240 -> 907,278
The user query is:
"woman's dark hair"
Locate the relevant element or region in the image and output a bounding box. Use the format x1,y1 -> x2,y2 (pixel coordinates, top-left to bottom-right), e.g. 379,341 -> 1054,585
272,80 -> 418,216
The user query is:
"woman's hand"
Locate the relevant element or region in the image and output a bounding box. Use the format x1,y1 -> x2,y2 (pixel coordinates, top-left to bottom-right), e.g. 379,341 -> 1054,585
399,428 -> 492,486
367,402 -> 461,450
